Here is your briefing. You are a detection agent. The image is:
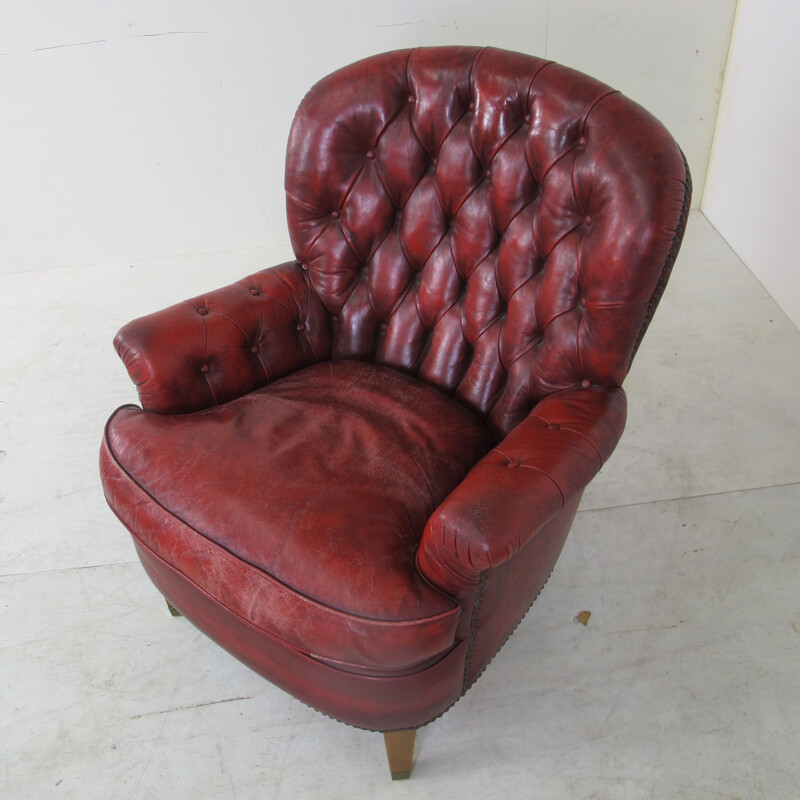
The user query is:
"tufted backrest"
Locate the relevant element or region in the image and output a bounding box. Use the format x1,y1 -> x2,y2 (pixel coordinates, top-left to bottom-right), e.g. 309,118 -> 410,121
286,47 -> 690,437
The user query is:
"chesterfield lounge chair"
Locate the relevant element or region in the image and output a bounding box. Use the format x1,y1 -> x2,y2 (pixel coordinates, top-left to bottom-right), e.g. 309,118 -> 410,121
100,46 -> 690,779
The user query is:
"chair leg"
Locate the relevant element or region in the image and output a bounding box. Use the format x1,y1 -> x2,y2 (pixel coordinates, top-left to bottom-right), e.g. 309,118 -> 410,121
166,600 -> 182,617
383,729 -> 416,780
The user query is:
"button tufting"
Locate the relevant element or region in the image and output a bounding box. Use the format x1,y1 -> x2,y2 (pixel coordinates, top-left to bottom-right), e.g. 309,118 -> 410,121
100,52 -> 695,703
262,49 -> 689,459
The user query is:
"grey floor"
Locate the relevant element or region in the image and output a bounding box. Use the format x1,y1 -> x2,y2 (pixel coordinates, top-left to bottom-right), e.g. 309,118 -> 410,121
2,213 -> 799,799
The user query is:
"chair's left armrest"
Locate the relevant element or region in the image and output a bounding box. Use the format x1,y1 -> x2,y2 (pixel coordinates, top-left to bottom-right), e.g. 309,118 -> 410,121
417,385 -> 627,594
115,261 -> 331,414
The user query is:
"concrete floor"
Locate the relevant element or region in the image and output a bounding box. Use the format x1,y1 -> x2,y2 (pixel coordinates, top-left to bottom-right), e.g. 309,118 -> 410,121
1,213 -> 799,799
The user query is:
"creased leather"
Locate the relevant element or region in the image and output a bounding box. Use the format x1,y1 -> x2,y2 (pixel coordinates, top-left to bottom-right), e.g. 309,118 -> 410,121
115,262 -> 331,414
287,47 -> 690,437
100,46 -> 690,732
417,385 -> 627,596
102,361 -> 496,670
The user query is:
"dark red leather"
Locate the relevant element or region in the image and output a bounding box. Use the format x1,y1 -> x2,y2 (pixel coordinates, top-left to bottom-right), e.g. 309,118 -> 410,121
101,361 -> 495,671
417,385 -> 627,593
286,47 -> 688,437
115,262 -> 331,414
132,539 -> 470,729
101,46 -> 690,733
464,491 -> 584,688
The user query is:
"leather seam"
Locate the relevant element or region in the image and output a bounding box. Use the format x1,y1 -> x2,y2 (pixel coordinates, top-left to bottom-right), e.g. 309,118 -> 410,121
197,301 -> 218,406
102,426 -> 460,627
138,532 -> 457,677
525,58 -> 555,100
581,88 -> 621,134
527,411 -> 606,463
629,148 -> 692,365
542,218 -> 583,260
462,568 -> 487,694
489,446 -> 568,508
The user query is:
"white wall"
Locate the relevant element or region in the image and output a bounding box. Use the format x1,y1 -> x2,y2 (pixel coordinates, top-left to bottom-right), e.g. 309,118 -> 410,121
0,1 -> 735,275
543,1 -> 735,210
702,0 -> 800,329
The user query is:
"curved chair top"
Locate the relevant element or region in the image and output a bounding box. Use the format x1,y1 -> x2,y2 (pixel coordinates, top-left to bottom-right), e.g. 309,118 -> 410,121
286,46 -> 690,436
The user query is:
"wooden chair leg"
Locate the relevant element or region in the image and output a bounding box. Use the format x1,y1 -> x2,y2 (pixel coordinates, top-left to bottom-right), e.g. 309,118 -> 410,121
383,729 -> 416,780
166,600 -> 182,617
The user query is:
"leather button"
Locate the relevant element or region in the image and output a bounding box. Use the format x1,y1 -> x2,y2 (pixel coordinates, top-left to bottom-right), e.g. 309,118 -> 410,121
201,364 -> 210,374
249,288 -> 259,296
408,95 -> 415,104
506,460 -> 520,469
585,215 -> 592,225
579,136 -> 587,146
300,263 -> 309,271
331,211 -> 340,219
297,323 -> 306,331
251,345 -> 260,354
581,379 -> 591,388
197,307 -> 208,315
524,114 -> 531,124
547,423 -> 560,430
485,170 -> 491,180
366,150 -> 375,160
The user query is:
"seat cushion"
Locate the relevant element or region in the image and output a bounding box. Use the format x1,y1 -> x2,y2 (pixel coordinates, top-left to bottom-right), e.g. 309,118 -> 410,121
102,360 -> 496,671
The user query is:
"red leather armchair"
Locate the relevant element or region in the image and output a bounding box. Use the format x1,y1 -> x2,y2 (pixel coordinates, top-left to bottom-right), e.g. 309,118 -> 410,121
100,47 -> 690,779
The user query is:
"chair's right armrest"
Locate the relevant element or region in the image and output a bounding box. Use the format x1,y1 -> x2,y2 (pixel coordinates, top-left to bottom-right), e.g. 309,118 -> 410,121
115,261 -> 331,414
417,386 -> 627,596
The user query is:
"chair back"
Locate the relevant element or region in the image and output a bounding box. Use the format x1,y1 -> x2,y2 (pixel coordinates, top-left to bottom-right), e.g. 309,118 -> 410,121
286,47 -> 690,435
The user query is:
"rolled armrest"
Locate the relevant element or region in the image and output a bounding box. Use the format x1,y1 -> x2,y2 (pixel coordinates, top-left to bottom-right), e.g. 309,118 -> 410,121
114,262 -> 331,414
417,385 -> 627,593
